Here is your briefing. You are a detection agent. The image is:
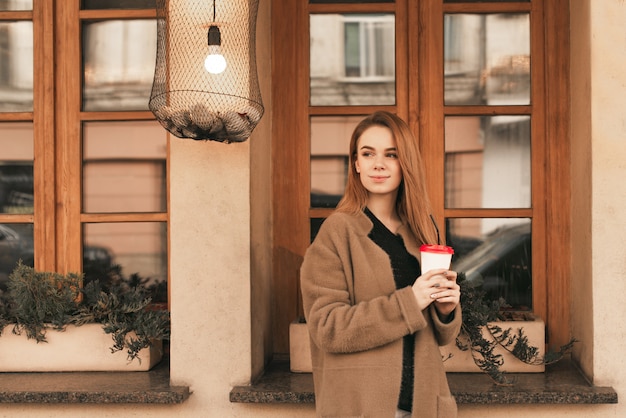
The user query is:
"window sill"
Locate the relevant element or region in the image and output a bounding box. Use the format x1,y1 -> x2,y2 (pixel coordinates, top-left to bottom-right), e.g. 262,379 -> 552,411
0,359 -> 189,404
230,355 -> 617,405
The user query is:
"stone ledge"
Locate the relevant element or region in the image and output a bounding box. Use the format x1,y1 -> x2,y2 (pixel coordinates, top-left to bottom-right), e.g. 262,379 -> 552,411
0,359 -> 190,404
230,355 -> 617,405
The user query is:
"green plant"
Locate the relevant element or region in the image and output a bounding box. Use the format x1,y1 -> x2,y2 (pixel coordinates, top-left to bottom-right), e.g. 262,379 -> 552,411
0,262 -> 169,362
82,257 -> 168,305
456,272 -> 576,385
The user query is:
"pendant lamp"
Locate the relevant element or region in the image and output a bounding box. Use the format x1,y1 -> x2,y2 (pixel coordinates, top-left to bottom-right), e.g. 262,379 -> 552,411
150,0 -> 264,143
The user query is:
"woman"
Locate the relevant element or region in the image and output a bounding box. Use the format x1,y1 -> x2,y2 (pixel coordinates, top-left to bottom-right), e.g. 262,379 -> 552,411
300,111 -> 461,418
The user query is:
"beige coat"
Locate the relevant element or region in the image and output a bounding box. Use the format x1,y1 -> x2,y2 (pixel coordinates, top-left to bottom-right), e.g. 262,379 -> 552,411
300,211 -> 461,418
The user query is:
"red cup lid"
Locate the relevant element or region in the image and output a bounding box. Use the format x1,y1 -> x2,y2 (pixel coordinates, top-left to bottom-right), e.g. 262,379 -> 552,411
420,244 -> 454,254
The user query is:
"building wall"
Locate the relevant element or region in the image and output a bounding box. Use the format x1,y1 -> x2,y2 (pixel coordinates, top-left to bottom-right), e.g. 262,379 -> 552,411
1,1 -> 626,417
587,0 -> 626,395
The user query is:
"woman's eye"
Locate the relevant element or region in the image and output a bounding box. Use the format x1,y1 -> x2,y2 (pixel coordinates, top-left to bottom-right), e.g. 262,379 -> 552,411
387,153 -> 398,159
361,151 -> 373,157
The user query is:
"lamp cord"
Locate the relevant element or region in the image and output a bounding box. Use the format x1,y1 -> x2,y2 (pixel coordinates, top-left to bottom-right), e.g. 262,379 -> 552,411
212,0 -> 216,22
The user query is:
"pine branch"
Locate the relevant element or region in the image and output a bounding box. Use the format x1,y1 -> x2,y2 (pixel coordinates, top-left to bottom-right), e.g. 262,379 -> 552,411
1,262 -> 169,363
456,272 -> 575,385
6,263 -> 81,342
74,280 -> 170,361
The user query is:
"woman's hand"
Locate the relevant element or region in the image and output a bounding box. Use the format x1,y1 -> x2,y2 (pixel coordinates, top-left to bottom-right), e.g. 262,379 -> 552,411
412,269 -> 460,316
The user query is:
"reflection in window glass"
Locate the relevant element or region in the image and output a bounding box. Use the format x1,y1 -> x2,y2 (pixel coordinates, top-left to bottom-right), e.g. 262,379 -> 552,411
83,222 -> 167,304
83,121 -> 167,213
445,115 -> 530,209
444,13 -> 530,106
310,116 -> 363,208
0,223 -> 33,288
448,217 -> 531,310
310,14 -> 395,106
311,0 -> 393,3
445,0 -> 528,2
0,21 -> 33,112
310,218 -> 325,243
0,123 -> 33,214
82,20 -> 157,111
0,1 -> 32,11
81,0 -> 155,9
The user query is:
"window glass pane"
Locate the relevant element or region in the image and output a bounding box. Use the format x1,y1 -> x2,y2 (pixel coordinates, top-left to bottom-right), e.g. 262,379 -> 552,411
445,0 -> 528,3
82,20 -> 157,111
0,1 -> 32,11
310,116 -> 362,208
83,121 -> 167,213
0,21 -> 33,112
82,0 -> 155,9
0,122 -> 33,214
449,217 -> 532,310
311,0 -> 393,3
445,115 -> 531,209
310,14 -> 395,106
83,222 -> 167,304
310,218 -> 325,243
444,13 -> 530,106
0,223 -> 33,289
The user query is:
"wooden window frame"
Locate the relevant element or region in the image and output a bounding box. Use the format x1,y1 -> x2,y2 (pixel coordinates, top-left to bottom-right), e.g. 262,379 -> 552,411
0,3 -> 168,291
272,0 -> 570,353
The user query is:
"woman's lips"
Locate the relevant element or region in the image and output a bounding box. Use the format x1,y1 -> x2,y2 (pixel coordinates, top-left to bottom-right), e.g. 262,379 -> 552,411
370,176 -> 389,183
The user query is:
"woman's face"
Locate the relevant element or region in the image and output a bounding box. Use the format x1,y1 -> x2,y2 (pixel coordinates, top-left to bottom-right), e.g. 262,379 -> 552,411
354,125 -> 403,199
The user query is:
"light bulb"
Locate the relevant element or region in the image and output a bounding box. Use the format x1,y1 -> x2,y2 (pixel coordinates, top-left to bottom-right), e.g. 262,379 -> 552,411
205,25 -> 226,74
205,45 -> 227,74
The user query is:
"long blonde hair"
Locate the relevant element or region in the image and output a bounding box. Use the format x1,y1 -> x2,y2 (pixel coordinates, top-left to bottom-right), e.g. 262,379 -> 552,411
335,111 -> 440,245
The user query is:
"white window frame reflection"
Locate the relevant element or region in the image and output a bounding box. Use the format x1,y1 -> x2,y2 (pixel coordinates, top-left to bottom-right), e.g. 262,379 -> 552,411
342,14 -> 395,82
310,14 -> 395,106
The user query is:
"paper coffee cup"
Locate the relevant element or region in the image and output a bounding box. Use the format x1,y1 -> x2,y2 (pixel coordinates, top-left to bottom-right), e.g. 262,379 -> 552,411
420,244 -> 454,273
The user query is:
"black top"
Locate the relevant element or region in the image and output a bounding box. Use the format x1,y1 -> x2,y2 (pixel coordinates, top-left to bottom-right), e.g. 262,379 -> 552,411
364,208 -> 420,412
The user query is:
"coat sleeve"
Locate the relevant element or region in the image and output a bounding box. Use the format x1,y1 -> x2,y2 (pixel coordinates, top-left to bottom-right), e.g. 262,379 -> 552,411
429,304 -> 462,347
300,215 -> 429,354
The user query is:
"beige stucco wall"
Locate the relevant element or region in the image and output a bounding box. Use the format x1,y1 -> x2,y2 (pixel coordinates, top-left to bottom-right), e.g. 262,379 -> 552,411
2,1 -> 626,417
587,0 -> 626,395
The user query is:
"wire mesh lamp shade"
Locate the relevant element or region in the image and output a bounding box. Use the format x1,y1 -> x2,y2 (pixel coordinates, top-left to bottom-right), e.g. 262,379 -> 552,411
150,0 -> 264,143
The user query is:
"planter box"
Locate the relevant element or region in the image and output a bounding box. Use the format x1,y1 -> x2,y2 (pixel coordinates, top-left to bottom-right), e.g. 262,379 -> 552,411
440,316 -> 545,373
0,323 -> 162,372
290,317 -> 546,374
289,320 -> 312,373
